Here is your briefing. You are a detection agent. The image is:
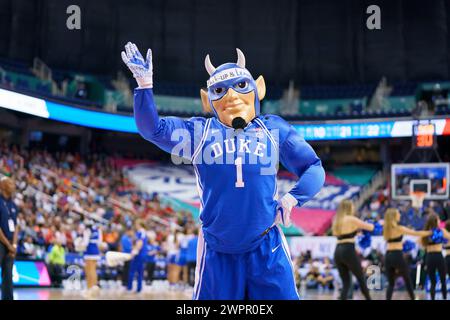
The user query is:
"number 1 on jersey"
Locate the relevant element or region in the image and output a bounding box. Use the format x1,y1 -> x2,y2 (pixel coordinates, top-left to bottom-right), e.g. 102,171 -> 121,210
235,157 -> 245,188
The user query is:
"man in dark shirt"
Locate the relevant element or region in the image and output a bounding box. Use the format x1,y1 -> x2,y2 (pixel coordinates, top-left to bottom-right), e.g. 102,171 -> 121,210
0,177 -> 19,300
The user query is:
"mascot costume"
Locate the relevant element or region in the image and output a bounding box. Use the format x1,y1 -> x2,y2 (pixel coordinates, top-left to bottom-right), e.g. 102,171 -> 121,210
121,42 -> 325,299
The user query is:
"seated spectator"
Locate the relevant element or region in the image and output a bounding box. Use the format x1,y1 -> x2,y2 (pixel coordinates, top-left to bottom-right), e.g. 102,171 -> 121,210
304,262 -> 321,289
317,265 -> 334,290
104,227 -> 119,251
21,236 -> 37,257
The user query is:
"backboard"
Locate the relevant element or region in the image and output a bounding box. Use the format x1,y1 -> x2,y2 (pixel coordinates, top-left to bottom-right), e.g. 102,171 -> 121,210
391,162 -> 449,200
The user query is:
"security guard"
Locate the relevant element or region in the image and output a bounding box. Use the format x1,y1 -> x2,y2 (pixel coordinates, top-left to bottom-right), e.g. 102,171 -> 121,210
0,177 -> 19,300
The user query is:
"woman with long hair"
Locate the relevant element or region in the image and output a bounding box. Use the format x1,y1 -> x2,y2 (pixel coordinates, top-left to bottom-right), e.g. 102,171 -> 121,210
421,213 -> 450,300
332,200 -> 374,300
382,208 -> 431,300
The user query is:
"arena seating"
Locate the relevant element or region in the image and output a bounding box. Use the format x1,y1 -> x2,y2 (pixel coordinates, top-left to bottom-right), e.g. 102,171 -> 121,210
125,162 -> 372,236
0,143 -> 195,261
331,165 -> 379,186
1,56 -> 439,120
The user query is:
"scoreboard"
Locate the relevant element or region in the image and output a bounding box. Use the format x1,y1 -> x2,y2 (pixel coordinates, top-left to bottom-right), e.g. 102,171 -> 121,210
292,118 -> 449,141
412,122 -> 436,148
0,87 -> 450,140
293,122 -> 393,140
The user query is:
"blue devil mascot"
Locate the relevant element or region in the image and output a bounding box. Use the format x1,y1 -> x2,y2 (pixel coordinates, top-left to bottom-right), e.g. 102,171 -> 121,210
122,43 -> 325,299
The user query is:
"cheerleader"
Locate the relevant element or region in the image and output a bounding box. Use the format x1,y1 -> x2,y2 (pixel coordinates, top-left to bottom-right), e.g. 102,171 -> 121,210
382,208 -> 431,300
82,221 -> 103,297
332,200 -> 374,300
445,220 -> 450,278
177,227 -> 195,289
165,229 -> 180,289
420,212 -> 450,300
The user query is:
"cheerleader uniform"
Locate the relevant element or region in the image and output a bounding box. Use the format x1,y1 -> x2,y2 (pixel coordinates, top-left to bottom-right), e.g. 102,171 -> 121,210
425,235 -> 447,300
445,244 -> 450,278
166,233 -> 180,265
177,234 -> 193,267
333,231 -> 371,300
384,235 -> 415,300
84,226 -> 101,260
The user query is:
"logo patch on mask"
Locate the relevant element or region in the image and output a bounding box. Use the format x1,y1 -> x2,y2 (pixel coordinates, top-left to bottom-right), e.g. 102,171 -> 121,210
207,68 -> 252,88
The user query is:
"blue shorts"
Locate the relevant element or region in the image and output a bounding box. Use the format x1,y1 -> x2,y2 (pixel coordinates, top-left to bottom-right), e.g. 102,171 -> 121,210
193,226 -> 299,300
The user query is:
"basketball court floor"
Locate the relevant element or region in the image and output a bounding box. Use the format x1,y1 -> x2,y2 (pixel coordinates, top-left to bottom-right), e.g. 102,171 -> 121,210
12,287 -> 433,300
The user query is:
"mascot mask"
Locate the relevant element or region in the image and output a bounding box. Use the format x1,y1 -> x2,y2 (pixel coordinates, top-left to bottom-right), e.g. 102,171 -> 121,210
200,49 -> 266,129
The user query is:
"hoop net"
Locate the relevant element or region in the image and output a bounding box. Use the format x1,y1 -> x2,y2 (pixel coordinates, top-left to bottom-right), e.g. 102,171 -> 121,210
410,191 -> 426,209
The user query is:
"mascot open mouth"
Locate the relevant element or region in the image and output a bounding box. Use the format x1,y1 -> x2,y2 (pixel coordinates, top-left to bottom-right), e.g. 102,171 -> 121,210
232,117 -> 247,130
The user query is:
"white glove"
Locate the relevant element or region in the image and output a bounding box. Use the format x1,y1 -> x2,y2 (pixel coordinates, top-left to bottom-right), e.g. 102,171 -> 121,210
121,42 -> 153,88
276,193 -> 298,227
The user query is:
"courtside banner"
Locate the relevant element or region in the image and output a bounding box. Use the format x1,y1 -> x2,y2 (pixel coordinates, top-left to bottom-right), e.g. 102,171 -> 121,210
0,260 -> 51,287
288,235 -> 420,258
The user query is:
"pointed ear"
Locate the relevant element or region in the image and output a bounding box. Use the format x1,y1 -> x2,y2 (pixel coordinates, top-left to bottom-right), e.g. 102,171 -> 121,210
255,75 -> 266,100
200,88 -> 212,113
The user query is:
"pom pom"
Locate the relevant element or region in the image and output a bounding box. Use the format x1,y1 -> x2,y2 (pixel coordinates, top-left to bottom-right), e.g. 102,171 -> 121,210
358,232 -> 372,249
372,221 -> 383,235
430,228 -> 444,244
364,219 -> 383,235
74,237 -> 87,253
402,240 -> 416,253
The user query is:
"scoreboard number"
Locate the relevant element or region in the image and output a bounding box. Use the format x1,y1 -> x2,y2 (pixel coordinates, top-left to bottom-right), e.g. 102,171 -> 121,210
413,123 -> 435,148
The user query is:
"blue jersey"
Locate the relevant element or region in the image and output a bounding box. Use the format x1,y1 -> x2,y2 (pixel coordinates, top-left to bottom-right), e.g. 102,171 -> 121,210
121,234 -> 133,254
135,230 -> 148,258
134,88 -> 325,254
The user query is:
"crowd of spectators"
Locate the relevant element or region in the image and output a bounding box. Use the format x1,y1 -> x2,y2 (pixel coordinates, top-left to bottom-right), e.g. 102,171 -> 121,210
0,141 -> 198,288
359,186 -> 450,230
294,253 -> 335,291
1,140 -> 448,294
294,244 -> 427,296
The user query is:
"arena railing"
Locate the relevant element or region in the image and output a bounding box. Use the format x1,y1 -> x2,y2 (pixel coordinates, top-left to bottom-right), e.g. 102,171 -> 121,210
22,170 -> 109,225
31,165 -> 183,231
353,166 -> 388,212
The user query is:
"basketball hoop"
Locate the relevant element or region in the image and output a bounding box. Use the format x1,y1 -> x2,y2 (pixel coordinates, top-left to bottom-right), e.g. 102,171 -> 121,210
410,191 -> 426,209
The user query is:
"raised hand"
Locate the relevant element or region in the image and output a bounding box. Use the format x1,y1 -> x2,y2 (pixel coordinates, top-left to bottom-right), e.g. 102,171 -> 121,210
121,42 -> 153,88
